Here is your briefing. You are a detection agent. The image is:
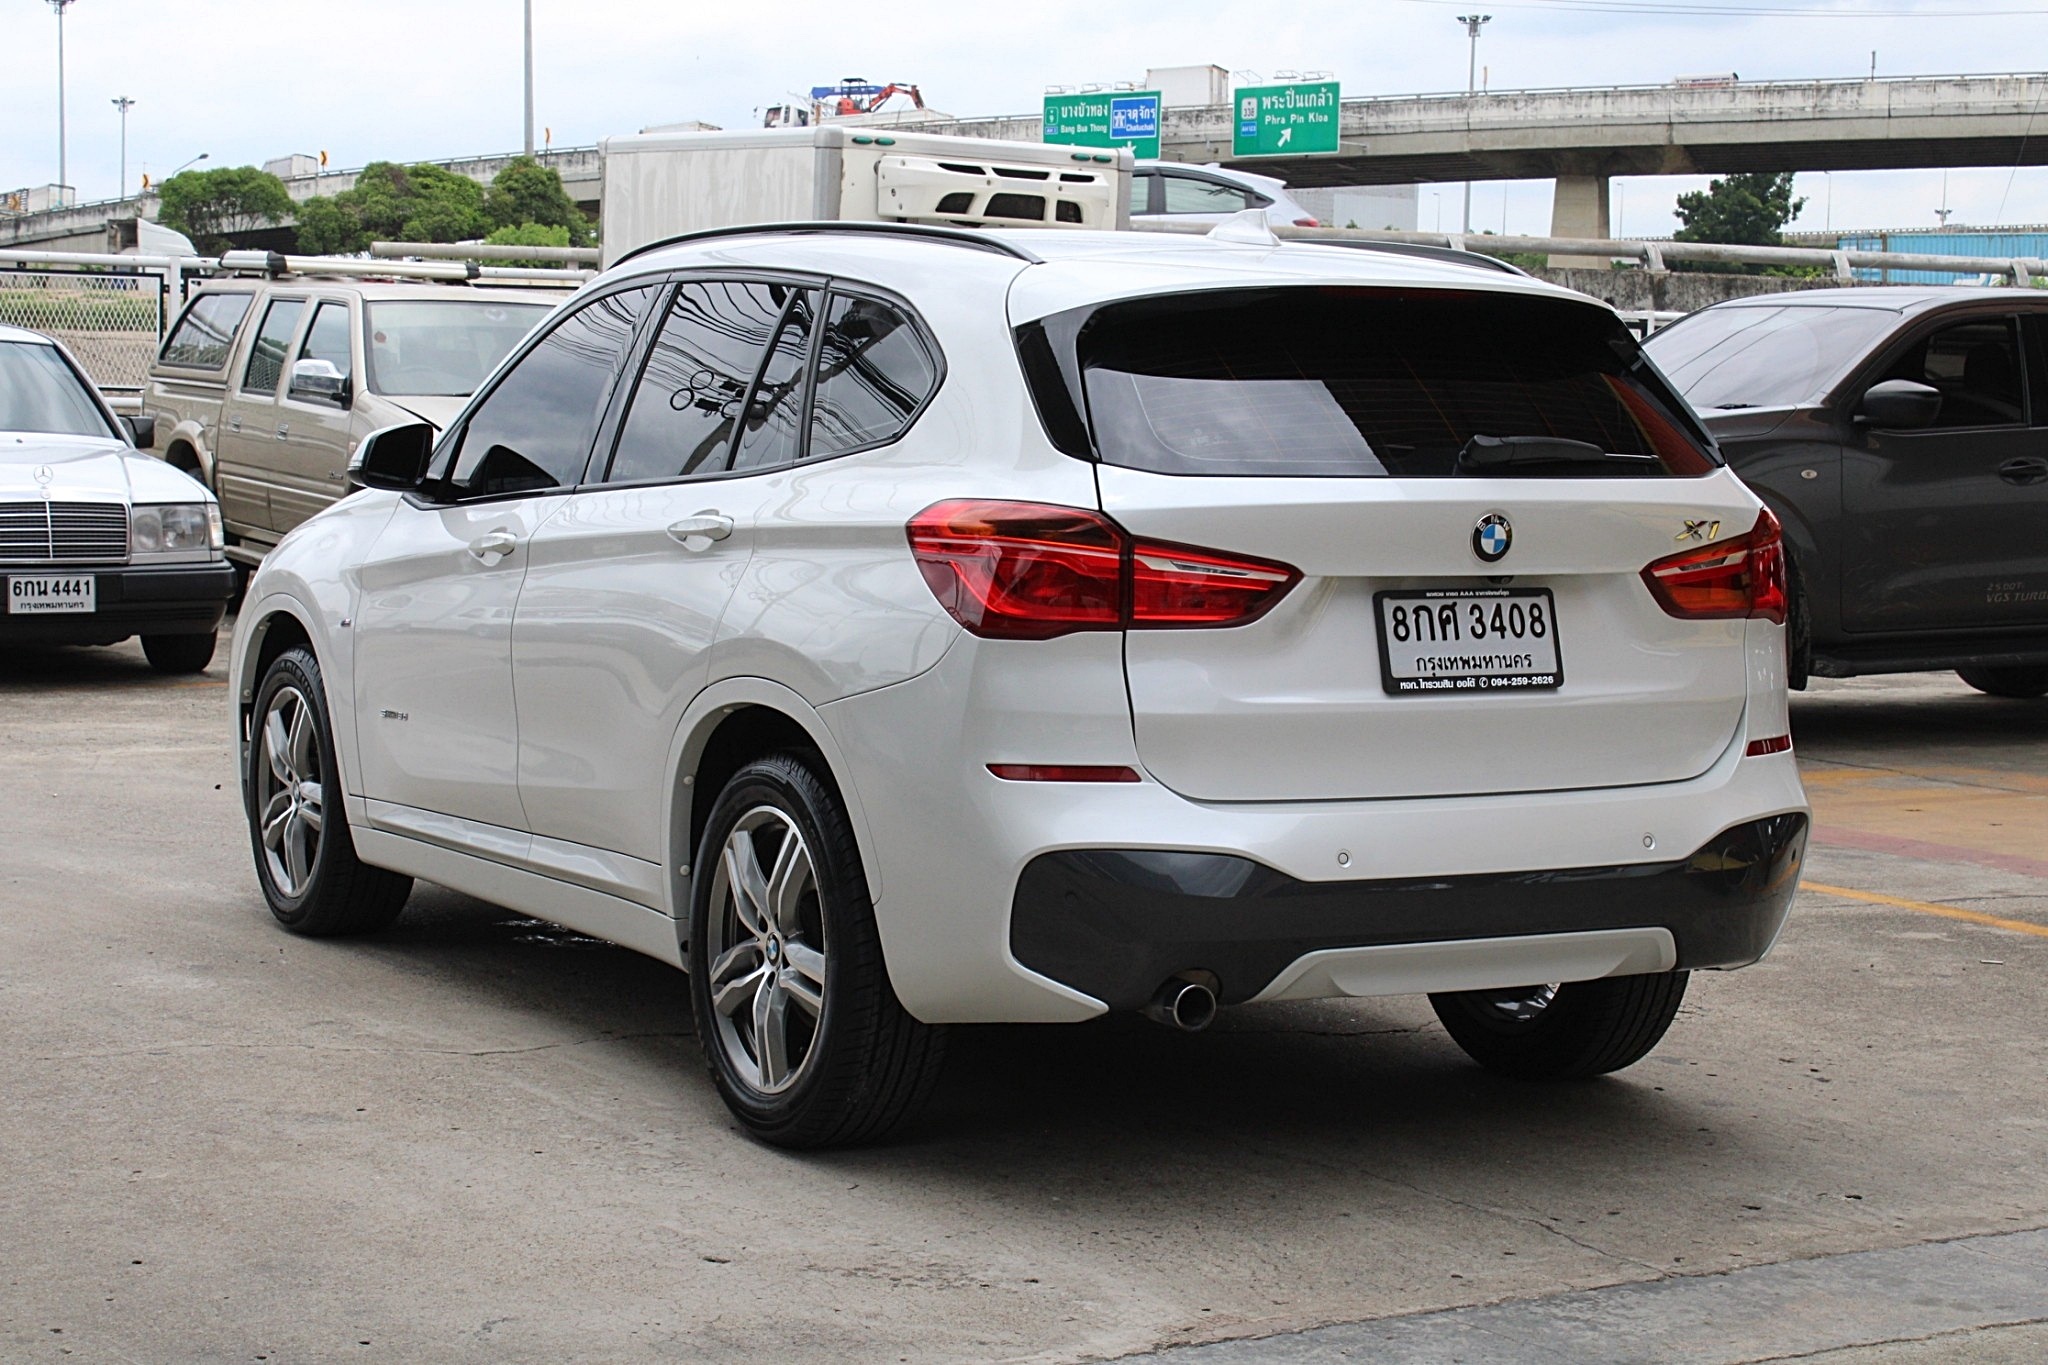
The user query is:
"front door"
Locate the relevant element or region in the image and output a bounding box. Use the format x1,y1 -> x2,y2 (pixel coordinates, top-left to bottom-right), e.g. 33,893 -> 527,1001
513,277 -> 813,866
352,282 -> 658,838
1842,314 -> 2048,632
270,297 -> 358,535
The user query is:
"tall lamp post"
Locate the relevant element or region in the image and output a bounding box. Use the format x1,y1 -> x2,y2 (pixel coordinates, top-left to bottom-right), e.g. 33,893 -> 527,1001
1456,13 -> 1490,234
523,0 -> 535,157
50,0 -> 78,204
111,95 -> 136,202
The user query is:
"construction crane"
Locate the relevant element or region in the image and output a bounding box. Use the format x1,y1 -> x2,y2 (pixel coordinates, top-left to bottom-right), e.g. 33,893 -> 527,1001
762,79 -> 926,128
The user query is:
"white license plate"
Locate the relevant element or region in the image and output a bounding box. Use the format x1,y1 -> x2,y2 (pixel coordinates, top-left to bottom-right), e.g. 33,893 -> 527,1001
7,574 -> 97,615
1376,588 -> 1563,694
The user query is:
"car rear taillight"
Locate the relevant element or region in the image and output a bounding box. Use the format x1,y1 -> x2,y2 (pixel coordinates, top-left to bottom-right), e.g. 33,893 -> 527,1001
1292,216 -> 1321,228
1640,507 -> 1787,626
908,500 -> 1300,640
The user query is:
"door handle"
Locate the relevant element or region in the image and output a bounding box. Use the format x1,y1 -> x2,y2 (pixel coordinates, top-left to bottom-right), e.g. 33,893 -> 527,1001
227,415 -> 242,433
467,530 -> 518,562
666,512 -> 735,551
275,423 -> 290,440
1999,456 -> 2048,486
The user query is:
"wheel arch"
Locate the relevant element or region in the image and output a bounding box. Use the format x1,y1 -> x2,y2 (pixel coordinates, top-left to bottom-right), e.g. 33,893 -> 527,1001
234,598 -> 330,809
666,679 -> 885,930
161,424 -> 213,485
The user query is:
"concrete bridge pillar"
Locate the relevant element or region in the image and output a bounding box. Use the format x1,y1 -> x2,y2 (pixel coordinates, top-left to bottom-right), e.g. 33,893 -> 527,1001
1549,174 -> 1613,269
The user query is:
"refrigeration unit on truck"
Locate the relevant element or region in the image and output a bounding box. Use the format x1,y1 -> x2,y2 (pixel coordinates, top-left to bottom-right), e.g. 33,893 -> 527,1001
598,125 -> 1133,265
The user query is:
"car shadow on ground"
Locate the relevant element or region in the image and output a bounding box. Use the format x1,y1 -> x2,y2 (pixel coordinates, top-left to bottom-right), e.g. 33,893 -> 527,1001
1790,678 -> 2048,758
327,880 -> 1735,1184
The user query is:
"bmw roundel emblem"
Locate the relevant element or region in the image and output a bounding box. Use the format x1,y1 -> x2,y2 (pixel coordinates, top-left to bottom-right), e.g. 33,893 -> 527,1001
1473,513 -> 1512,563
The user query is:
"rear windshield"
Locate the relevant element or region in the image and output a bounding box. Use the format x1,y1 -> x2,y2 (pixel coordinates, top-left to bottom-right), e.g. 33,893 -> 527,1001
1644,303 -> 1901,411
365,299 -> 553,397
1020,287 -> 1715,478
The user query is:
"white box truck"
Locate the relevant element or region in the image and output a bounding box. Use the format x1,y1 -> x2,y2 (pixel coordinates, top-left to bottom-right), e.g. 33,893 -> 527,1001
598,125 -> 1132,265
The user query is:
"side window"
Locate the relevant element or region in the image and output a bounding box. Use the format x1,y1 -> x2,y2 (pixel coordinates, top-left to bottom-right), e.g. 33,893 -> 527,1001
808,295 -> 940,458
293,301 -> 353,389
444,284 -> 656,498
159,292 -> 253,369
732,288 -> 820,472
604,280 -> 787,484
1161,175 -> 1253,215
1887,318 -> 2024,428
1127,172 -> 1155,217
240,298 -> 305,395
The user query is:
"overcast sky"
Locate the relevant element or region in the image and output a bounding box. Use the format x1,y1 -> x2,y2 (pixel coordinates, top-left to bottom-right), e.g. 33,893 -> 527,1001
6,0 -> 2048,239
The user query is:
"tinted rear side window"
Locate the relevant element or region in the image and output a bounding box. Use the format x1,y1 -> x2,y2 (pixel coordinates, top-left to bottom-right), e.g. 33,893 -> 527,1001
808,295 -> 939,458
1044,288 -> 1715,477
159,292 -> 253,369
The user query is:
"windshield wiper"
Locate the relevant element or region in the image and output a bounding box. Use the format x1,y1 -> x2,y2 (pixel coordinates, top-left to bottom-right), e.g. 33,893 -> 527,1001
1456,435 -> 1660,474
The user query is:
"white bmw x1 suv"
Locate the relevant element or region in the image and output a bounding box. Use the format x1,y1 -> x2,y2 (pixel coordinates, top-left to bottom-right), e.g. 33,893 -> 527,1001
232,220 -> 1809,1147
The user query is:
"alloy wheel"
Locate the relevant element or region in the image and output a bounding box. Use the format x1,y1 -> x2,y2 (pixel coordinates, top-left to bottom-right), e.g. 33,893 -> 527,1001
254,685 -> 324,898
704,806 -> 828,1094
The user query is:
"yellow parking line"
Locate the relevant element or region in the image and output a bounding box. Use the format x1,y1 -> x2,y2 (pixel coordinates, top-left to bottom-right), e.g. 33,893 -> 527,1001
1801,881 -> 2048,940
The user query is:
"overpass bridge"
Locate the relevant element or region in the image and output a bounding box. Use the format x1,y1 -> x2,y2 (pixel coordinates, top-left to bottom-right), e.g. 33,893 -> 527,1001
926,71 -> 2048,243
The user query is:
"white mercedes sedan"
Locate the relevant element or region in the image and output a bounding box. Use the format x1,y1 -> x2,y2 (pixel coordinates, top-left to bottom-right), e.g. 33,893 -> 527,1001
231,220 -> 1810,1146
3,324 -> 233,672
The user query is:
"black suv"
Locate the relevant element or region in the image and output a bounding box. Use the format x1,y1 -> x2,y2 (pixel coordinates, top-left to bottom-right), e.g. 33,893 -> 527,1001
1646,287 -> 2048,697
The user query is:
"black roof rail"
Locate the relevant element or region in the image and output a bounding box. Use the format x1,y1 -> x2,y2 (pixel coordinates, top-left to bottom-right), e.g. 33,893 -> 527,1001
1301,237 -> 1531,277
612,221 -> 1044,269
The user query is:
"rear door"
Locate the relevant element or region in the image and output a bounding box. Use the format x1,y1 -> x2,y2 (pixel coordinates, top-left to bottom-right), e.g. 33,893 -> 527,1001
1045,284 -> 1759,802
1841,312 -> 2048,632
215,292 -> 307,535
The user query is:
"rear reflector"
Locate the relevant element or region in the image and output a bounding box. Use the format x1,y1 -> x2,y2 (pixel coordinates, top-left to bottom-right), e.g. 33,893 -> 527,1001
1744,735 -> 1792,757
1640,506 -> 1788,625
987,764 -> 1141,782
909,500 -> 1299,639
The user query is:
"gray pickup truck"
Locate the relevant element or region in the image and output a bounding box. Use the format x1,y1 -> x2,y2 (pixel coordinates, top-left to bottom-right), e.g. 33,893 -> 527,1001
145,275 -> 557,569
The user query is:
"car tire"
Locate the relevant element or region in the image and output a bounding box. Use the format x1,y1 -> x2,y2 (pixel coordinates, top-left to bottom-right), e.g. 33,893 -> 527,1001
688,751 -> 946,1149
1429,971 -> 1688,1081
141,631 -> 217,675
1955,665 -> 2048,699
1784,552 -> 1812,691
247,646 -> 412,936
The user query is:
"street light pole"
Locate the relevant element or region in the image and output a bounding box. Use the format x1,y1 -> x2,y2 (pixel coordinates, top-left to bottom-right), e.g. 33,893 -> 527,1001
1456,13 -> 1490,234
50,0 -> 78,204
111,95 -> 136,202
523,0 -> 535,157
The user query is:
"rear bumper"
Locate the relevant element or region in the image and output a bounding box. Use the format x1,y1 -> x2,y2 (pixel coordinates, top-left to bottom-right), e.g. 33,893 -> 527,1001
1010,813 -> 1807,1010
1,563 -> 235,645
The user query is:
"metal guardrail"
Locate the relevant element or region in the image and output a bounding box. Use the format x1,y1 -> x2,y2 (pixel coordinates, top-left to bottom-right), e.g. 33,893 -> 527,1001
1132,220 -> 2048,286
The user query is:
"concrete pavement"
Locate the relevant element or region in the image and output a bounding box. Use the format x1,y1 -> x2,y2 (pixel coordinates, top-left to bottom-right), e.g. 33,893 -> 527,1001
1,641 -> 2043,1362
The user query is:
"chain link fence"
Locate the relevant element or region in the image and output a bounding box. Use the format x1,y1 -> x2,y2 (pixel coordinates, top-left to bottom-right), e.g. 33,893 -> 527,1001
0,267 -> 167,392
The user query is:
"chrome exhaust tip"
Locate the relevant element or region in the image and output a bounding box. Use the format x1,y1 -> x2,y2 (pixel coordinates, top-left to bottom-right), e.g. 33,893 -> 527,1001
1142,975 -> 1219,1032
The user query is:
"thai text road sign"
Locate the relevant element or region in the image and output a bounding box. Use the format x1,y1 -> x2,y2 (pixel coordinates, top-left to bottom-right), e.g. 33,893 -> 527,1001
1044,90 -> 1162,160
1233,81 -> 1341,157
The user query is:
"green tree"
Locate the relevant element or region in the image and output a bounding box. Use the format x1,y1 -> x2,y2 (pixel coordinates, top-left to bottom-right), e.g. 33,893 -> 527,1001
157,166 -> 294,253
294,195 -> 367,254
1673,172 -> 1805,247
485,157 -> 593,245
484,222 -> 573,267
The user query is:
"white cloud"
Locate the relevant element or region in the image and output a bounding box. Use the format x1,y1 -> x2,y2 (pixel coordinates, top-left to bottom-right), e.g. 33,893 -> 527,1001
6,0 -> 2048,237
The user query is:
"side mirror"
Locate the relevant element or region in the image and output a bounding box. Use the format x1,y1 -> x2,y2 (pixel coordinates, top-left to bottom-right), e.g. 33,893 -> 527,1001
121,413 -> 157,449
348,421 -> 434,491
1856,378 -> 1942,430
289,357 -> 350,407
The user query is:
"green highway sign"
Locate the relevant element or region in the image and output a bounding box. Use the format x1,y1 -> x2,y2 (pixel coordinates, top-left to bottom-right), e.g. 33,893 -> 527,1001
1043,90 -> 1162,160
1232,81 -> 1341,157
